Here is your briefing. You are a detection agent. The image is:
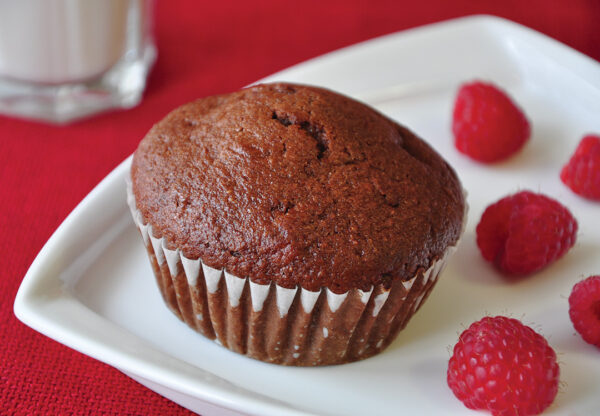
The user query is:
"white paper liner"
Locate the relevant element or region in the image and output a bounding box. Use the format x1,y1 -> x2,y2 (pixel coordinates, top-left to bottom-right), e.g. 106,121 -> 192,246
127,181 -> 464,365
134,214 -> 448,317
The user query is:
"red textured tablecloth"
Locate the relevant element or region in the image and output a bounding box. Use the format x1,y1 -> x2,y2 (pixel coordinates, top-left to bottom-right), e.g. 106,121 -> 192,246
2,1 -> 599,414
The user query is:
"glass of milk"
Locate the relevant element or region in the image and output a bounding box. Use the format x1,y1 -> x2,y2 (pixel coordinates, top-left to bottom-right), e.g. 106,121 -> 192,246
0,0 -> 156,123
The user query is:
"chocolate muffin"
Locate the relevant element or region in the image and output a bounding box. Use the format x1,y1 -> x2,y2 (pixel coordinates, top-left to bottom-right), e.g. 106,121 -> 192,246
128,82 -> 466,366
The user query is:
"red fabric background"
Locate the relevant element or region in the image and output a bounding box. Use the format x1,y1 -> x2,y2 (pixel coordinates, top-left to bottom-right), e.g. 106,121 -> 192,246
1,0 -> 598,414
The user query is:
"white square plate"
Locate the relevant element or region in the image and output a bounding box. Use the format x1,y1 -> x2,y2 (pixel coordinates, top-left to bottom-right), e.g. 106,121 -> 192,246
15,15 -> 600,416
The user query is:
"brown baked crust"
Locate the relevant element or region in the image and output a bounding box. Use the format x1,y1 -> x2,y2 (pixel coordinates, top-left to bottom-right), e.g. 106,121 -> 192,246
131,83 -> 465,293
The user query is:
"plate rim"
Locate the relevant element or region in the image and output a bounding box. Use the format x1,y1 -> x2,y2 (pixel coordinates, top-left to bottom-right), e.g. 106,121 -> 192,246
260,14 -> 600,90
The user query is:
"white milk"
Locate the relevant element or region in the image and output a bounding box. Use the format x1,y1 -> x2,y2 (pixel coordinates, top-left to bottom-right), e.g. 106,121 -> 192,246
0,0 -> 130,84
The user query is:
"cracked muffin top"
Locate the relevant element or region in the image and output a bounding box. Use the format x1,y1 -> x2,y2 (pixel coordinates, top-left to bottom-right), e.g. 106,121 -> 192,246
131,83 -> 465,293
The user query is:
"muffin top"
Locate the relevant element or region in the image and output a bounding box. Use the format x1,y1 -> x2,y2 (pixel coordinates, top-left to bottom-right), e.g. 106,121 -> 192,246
131,83 -> 465,293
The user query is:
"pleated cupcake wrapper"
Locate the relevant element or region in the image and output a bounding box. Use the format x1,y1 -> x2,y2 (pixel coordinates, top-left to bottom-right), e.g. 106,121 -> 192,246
127,183 -> 459,365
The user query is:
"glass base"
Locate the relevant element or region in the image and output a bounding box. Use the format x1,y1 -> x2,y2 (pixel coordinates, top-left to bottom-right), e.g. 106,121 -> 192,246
0,43 -> 156,124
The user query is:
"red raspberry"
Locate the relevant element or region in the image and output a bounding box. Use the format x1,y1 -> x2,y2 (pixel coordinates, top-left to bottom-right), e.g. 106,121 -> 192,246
452,81 -> 530,163
560,134 -> 600,200
476,191 -> 577,275
569,275 -> 600,347
447,316 -> 560,416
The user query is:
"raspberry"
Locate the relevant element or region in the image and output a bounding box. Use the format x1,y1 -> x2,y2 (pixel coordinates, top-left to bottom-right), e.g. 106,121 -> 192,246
569,275 -> 600,347
476,191 -> 577,275
560,135 -> 600,200
452,81 -> 530,163
447,316 -> 560,416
